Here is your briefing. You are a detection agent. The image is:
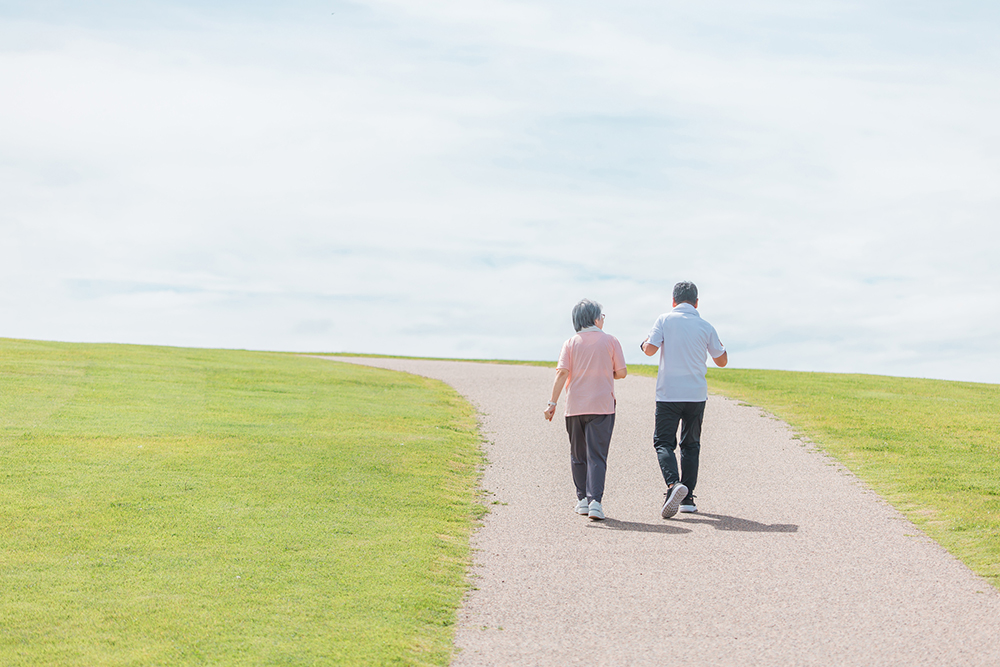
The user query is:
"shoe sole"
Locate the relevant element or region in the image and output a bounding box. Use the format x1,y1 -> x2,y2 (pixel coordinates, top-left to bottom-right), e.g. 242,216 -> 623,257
679,505 -> 698,513
589,511 -> 605,521
661,484 -> 688,519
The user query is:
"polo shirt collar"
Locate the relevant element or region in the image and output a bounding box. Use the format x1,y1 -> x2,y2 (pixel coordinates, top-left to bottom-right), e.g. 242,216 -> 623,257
673,302 -> 699,316
578,326 -> 602,333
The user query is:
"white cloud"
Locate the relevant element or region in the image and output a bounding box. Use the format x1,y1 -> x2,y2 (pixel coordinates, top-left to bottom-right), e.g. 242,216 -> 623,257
1,1 -> 999,382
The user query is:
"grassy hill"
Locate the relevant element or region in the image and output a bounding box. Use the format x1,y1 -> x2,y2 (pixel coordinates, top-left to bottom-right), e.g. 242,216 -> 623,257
600,362 -> 1000,587
702,367 -> 1000,588
0,339 -> 482,666
4,340 -> 997,666
323,353 -> 1000,588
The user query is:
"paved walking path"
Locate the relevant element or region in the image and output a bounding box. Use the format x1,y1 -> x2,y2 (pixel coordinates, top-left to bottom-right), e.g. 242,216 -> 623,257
326,358 -> 1000,666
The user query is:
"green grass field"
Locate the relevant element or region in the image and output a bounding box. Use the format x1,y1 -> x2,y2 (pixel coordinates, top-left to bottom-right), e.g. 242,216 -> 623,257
622,364 -> 1000,586
323,356 -> 1000,588
700,368 -> 1000,588
5,340 -> 999,666
0,339 -> 483,666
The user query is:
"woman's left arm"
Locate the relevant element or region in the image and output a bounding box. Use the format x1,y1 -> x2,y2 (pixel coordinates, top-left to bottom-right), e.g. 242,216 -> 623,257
612,337 -> 627,379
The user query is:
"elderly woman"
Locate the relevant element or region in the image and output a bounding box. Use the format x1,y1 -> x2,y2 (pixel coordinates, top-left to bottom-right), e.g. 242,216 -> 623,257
544,299 -> 627,520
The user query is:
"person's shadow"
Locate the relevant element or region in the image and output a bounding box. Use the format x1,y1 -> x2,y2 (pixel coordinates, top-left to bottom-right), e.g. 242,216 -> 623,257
592,518 -> 692,534
591,512 -> 797,534
682,512 -> 798,533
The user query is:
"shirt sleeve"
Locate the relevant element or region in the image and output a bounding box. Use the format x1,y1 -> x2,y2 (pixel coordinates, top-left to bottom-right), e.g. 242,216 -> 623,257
556,339 -> 572,371
647,316 -> 665,348
611,336 -> 626,372
707,326 -> 726,359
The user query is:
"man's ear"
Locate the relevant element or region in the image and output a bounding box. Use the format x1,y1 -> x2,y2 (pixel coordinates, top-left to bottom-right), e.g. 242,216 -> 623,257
672,298 -> 677,307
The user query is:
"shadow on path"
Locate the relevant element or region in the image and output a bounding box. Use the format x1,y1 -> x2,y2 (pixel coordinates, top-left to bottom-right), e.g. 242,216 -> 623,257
681,512 -> 798,533
589,518 -> 692,534
589,514 -> 797,534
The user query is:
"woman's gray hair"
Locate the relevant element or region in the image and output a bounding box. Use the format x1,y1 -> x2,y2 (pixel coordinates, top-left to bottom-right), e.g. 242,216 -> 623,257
571,299 -> 603,332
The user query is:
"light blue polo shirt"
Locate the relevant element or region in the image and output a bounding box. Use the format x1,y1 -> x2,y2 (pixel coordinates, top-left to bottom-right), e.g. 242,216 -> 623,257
647,303 -> 726,402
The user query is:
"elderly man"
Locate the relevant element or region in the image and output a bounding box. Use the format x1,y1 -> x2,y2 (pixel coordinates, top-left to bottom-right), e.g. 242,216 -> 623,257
641,281 -> 727,519
544,299 -> 627,521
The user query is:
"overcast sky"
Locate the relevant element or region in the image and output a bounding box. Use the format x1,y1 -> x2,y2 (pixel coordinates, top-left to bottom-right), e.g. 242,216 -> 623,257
2,1 -> 999,382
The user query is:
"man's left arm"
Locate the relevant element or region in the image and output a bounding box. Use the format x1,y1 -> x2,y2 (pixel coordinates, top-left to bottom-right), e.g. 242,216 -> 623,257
708,327 -> 727,367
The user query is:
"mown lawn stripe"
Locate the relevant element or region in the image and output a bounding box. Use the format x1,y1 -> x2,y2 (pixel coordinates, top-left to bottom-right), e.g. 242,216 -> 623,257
1,339 -> 483,666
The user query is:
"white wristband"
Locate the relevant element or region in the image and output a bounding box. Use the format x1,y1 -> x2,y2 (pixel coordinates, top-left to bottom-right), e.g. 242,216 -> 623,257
547,401 -> 557,407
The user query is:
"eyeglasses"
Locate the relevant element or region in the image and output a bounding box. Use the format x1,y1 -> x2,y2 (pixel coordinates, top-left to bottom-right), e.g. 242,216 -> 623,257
600,313 -> 606,319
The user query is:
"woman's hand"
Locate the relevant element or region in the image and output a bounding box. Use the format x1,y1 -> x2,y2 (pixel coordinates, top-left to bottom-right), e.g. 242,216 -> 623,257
545,369 -> 568,422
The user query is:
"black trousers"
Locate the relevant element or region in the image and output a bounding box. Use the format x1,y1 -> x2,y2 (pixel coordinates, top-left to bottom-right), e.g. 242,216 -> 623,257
653,401 -> 705,499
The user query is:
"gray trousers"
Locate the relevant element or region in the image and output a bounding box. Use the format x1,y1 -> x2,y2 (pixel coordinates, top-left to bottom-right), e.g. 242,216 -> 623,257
565,413 -> 615,503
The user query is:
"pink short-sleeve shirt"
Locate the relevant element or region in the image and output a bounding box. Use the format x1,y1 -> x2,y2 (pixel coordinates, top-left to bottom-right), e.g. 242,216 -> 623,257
557,328 -> 627,416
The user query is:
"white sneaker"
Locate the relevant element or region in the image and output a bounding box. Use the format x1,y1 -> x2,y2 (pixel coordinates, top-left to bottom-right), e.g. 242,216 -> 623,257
575,498 -> 590,515
661,483 -> 687,519
588,500 -> 605,521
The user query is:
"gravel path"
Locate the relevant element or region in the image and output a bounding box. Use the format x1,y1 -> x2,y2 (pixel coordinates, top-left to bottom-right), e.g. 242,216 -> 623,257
325,357 -> 1000,666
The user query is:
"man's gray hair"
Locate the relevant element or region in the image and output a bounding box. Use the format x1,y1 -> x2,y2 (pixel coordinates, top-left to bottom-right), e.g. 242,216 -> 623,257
571,299 -> 603,332
673,281 -> 698,305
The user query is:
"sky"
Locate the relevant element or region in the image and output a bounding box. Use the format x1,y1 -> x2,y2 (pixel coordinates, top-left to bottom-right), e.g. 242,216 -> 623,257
2,1 -> 999,383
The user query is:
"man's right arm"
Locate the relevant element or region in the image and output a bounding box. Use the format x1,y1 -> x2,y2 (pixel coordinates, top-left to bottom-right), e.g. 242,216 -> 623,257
642,319 -> 662,356
712,351 -> 728,367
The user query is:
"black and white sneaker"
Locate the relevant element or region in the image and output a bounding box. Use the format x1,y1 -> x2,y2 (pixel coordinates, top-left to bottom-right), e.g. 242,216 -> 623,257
679,495 -> 698,513
661,483 -> 688,519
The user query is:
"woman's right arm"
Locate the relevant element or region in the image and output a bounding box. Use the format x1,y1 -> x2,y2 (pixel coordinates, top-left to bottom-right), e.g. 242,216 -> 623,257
543,368 -> 570,421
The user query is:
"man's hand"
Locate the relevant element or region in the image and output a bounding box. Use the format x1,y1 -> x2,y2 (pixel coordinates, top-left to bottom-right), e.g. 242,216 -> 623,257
641,338 -> 659,357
